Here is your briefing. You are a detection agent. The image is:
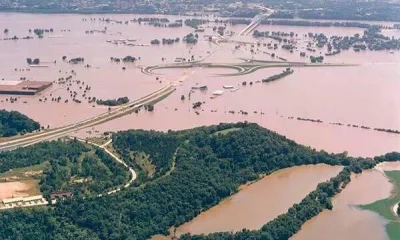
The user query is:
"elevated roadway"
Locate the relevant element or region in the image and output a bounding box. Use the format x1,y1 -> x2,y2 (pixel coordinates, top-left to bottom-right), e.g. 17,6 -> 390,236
0,84 -> 176,151
238,8 -> 276,36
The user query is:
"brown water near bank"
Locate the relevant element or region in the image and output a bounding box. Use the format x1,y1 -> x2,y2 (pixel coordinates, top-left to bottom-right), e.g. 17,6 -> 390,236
292,168 -> 395,240
174,164 -> 343,237
87,64 -> 400,157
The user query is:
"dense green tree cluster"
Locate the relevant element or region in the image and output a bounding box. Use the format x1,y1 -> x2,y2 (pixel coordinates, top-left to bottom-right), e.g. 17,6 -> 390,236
68,57 -> 84,64
150,39 -> 160,45
0,207 -> 98,240
0,140 -> 88,173
96,97 -> 129,106
147,104 -> 154,112
151,38 -> 180,45
0,123 -> 397,240
122,56 -> 136,62
0,110 -> 40,137
184,19 -> 208,29
110,56 -> 137,62
183,33 -> 198,44
149,22 -> 182,28
26,58 -> 40,65
136,17 -> 169,23
0,138 -> 130,198
31,28 -> 53,38
310,56 -> 324,63
262,68 -> 293,83
40,147 -> 129,198
328,28 -> 400,52
113,129 -> 180,177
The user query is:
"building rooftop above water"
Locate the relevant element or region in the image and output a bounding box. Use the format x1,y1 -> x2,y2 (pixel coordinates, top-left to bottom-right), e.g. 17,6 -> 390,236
0,80 -> 52,95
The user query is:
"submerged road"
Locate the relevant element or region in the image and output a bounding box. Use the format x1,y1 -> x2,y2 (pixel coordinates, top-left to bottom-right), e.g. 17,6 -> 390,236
0,83 -> 176,152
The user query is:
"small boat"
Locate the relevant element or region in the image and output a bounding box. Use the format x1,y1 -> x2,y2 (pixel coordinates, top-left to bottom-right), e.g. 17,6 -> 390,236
223,85 -> 234,89
230,87 -> 239,92
199,86 -> 208,91
29,65 -> 49,68
390,51 -> 395,54
212,90 -> 224,95
193,85 -> 208,90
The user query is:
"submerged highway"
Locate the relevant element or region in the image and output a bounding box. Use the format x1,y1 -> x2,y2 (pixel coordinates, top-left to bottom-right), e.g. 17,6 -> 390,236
0,9 -> 278,152
0,83 -> 176,151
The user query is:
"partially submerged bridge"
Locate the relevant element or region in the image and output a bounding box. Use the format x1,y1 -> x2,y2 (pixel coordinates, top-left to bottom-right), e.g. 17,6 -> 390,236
238,14 -> 269,36
238,8 -> 276,36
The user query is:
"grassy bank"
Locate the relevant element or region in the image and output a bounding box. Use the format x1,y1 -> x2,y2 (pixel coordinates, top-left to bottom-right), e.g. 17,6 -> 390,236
360,171 -> 400,240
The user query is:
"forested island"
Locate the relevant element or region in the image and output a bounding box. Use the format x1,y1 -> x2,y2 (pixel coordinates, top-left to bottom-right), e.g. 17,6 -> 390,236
0,123 -> 398,239
262,68 -> 294,83
96,97 -> 129,106
0,109 -> 40,137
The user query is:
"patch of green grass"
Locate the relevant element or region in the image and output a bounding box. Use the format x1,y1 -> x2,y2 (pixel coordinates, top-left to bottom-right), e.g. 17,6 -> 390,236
386,222 -> 400,240
360,171 -> 400,240
130,151 -> 156,177
213,127 -> 241,136
0,162 -> 48,181
87,137 -> 110,146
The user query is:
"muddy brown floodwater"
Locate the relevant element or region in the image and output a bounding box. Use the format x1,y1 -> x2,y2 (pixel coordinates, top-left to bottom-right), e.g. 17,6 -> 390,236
292,165 -> 400,240
0,13 -> 398,157
0,12 -> 399,240
174,164 -> 343,237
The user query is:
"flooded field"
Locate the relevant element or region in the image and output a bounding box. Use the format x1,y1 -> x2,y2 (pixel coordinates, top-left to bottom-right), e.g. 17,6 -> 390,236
0,12 -> 399,157
292,163 -> 400,240
174,164 -> 343,237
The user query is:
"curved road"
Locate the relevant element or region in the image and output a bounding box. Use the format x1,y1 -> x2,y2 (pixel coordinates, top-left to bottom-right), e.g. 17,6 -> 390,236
71,137 -> 137,195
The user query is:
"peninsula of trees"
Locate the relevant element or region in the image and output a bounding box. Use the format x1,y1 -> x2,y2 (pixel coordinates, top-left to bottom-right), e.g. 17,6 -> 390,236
0,110 -> 40,137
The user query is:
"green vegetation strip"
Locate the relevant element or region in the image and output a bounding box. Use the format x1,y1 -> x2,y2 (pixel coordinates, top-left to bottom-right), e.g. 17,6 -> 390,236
0,162 -> 48,181
0,123 -> 398,240
361,171 -> 400,240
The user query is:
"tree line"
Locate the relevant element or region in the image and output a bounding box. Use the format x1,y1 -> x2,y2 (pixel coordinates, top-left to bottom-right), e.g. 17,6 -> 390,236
96,97 -> 129,106
40,147 -> 130,198
0,110 -> 40,137
0,123 -> 398,239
